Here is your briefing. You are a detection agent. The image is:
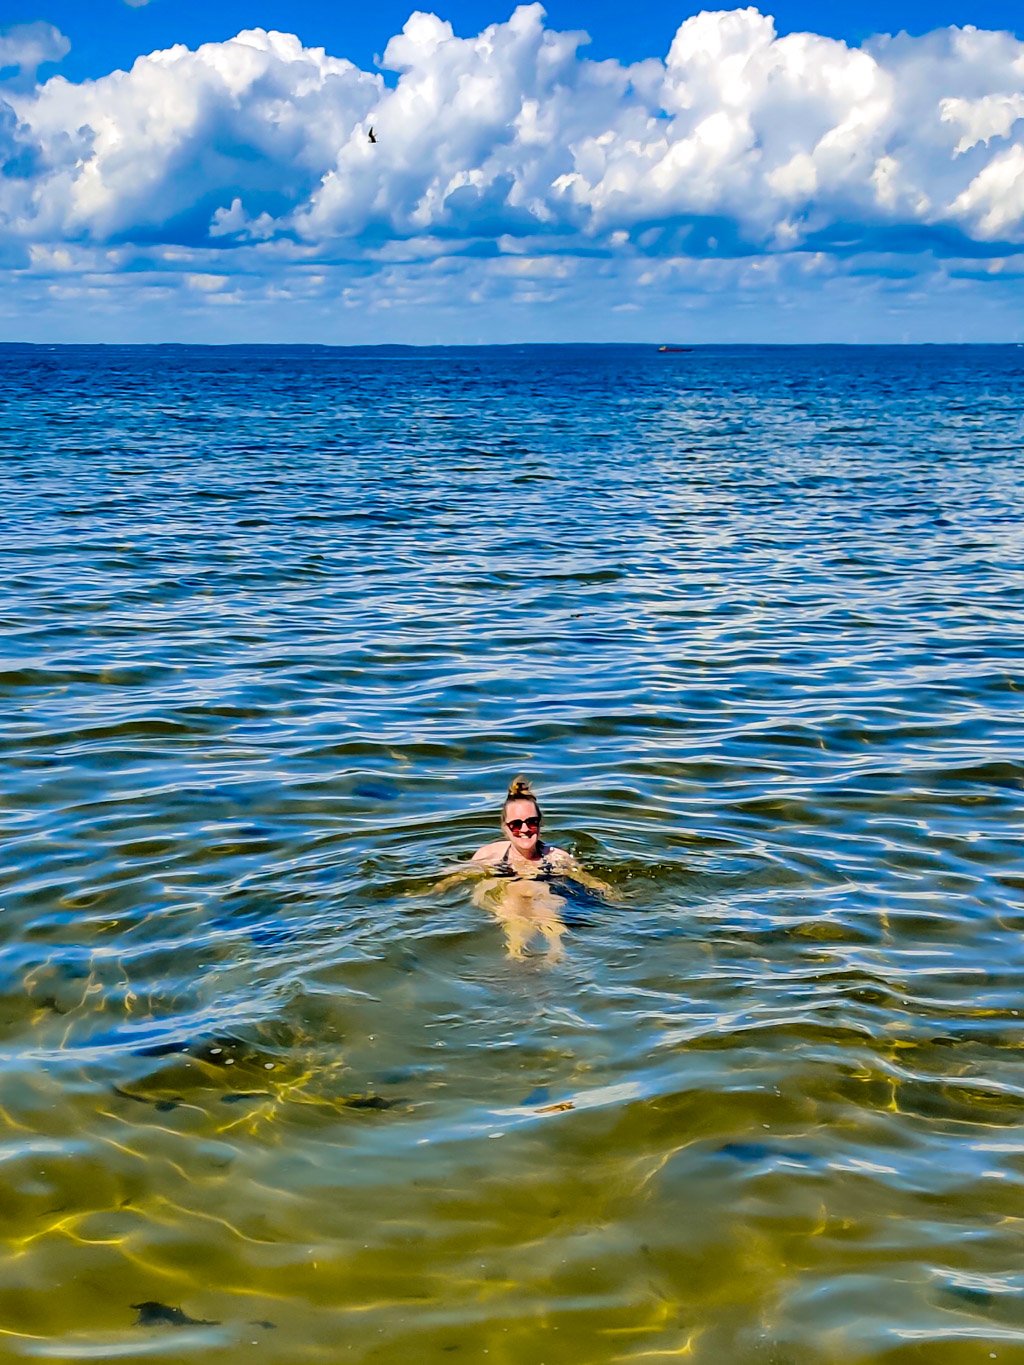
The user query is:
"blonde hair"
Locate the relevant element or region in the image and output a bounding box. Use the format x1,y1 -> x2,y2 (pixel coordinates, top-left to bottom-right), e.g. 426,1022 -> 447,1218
502,775 -> 541,822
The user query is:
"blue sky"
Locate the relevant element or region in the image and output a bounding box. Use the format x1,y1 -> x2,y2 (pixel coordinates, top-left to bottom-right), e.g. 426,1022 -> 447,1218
1,0 -> 1023,342
7,0 -> 1024,82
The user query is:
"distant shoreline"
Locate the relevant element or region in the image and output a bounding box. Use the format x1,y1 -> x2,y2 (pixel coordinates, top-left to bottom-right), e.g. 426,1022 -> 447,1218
2,341 -> 1021,351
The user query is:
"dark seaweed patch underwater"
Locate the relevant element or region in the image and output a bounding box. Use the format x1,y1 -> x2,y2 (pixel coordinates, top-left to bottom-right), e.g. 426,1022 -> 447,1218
2,342 -> 1024,1364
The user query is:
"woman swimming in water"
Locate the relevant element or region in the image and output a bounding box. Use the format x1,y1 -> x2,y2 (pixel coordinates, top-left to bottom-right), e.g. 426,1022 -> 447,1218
437,777 -> 613,962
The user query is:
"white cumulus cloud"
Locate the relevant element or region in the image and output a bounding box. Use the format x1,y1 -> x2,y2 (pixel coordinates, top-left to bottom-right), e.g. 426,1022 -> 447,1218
1,6 -> 1023,300
0,22 -> 70,77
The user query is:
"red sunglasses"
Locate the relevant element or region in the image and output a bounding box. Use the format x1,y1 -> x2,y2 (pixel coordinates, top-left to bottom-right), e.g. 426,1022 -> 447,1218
506,817 -> 540,833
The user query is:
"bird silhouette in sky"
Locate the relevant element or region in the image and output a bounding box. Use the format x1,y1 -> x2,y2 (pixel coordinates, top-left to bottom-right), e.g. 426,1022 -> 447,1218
368,127 -> 377,144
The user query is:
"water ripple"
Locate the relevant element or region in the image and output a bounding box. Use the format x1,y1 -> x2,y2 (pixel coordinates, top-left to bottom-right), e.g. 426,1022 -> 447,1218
2,344 -> 1024,1363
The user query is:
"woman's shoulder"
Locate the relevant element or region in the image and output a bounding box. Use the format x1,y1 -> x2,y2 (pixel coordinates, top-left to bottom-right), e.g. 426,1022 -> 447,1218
542,844 -> 574,867
472,839 -> 509,864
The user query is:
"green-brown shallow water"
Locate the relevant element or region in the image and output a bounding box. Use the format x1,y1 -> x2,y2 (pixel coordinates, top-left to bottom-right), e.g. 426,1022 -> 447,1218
2,343 -> 1024,1364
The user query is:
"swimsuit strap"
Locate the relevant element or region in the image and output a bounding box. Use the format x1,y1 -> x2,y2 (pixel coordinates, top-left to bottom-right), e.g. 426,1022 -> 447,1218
497,843 -> 553,880
493,843 -> 517,878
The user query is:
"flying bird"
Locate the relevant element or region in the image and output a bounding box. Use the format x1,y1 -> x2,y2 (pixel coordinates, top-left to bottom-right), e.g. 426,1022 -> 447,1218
368,127 -> 377,144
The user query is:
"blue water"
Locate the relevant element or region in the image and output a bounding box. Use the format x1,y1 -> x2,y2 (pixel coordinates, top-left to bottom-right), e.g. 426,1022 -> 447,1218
2,343 -> 1024,1363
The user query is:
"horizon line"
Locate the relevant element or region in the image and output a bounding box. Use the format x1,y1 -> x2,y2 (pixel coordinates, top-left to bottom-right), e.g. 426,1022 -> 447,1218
3,340 -> 1023,350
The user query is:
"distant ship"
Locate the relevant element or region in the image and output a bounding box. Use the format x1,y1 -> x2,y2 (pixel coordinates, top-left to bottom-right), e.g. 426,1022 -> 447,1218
657,345 -> 692,353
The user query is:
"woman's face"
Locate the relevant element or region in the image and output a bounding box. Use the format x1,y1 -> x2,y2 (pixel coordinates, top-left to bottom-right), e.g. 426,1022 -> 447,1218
503,799 -> 541,857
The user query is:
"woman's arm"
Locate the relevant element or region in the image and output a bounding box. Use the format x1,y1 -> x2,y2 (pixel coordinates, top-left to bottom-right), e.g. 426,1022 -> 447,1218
432,862 -> 490,894
546,848 -> 618,898
433,842 -> 507,893
568,863 -> 616,895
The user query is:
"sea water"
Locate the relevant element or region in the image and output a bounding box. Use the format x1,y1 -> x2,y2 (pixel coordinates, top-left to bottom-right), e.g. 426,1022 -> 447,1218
2,343 -> 1023,1363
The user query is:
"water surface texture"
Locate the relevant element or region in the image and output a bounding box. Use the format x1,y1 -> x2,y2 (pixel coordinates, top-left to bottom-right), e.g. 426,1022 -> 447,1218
2,343 -> 1024,1364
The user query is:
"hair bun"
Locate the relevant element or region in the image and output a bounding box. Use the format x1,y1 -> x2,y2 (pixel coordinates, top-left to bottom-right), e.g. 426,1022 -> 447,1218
507,776 -> 535,800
